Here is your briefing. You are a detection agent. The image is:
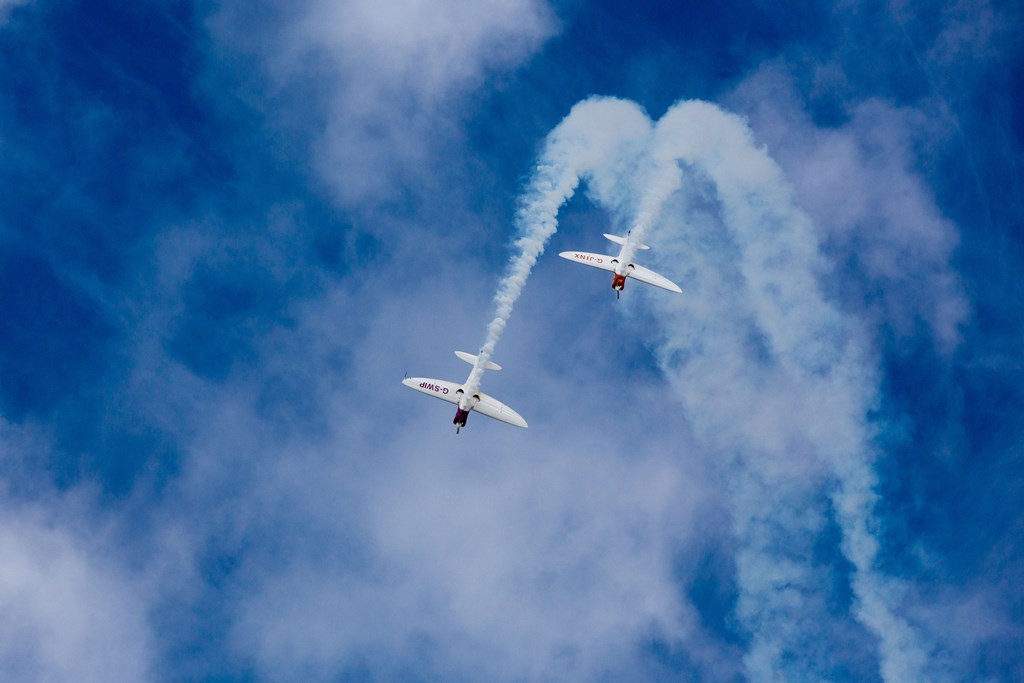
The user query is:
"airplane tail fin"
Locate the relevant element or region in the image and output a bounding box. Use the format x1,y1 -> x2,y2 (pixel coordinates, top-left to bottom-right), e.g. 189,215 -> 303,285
455,350 -> 502,371
604,233 -> 650,250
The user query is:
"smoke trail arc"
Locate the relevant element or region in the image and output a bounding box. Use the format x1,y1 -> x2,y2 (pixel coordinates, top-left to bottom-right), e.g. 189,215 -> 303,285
635,99 -> 936,683
470,95 -> 940,682
465,98 -> 653,393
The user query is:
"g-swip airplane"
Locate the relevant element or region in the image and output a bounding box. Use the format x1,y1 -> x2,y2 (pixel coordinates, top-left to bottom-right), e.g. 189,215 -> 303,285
559,232 -> 682,298
402,351 -> 528,433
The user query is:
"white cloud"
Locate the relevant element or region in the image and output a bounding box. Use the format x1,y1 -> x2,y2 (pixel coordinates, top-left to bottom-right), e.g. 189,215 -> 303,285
886,0 -> 1010,72
727,65 -> 969,351
208,0 -> 557,205
230,437 -> 707,681
293,0 -> 554,96
0,0 -> 28,24
0,525 -> 149,682
0,424 -> 153,682
100,210 -> 737,680
928,0 -> 1000,66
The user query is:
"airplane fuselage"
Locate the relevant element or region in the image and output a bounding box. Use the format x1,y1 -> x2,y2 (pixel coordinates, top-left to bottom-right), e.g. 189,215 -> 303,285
566,248 -> 631,292
453,384 -> 480,429
608,240 -> 634,294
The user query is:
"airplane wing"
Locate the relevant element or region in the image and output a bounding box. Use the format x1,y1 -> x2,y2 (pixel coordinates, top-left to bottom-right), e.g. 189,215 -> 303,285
402,377 -> 461,405
558,251 -> 617,273
628,263 -> 682,293
474,391 -> 528,428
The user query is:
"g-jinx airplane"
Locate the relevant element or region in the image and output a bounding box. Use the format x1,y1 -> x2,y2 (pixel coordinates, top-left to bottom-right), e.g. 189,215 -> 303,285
402,351 -> 528,433
559,232 -> 682,299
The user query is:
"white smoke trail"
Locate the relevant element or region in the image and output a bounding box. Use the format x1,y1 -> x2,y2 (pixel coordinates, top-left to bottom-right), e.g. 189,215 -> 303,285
464,160 -> 578,393
615,145 -> 685,271
465,98 -> 652,392
637,100 -> 939,682
470,95 -> 941,681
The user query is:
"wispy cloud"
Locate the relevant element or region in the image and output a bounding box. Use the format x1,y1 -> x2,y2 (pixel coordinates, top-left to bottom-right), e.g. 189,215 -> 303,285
208,0 -> 557,206
0,424 -> 152,682
0,0 -> 28,24
727,65 -> 968,352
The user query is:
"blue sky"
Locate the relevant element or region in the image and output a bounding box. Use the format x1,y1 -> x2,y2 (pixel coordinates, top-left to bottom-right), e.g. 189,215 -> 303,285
1,0 -> 1022,681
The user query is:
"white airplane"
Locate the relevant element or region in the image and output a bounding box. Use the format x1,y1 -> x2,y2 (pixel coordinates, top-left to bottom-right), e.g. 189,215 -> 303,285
402,351 -> 528,433
559,232 -> 681,299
